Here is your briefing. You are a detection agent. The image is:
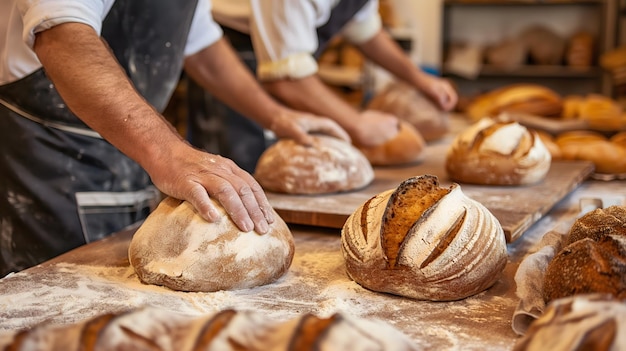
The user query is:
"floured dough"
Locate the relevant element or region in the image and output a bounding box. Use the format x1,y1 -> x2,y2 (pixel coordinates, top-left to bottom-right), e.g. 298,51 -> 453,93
128,197 -> 294,292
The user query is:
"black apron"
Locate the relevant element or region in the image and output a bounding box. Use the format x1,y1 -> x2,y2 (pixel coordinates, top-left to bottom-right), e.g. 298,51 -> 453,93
0,0 -> 198,276
187,0 -> 370,173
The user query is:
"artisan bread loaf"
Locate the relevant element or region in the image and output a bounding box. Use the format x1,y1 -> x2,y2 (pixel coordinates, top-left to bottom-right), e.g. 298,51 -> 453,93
128,197 -> 294,292
341,175 -> 507,301
556,131 -> 626,175
254,135 -> 374,194
466,84 -> 563,121
514,294 -> 626,351
366,81 -> 450,141
534,130 -> 562,160
445,117 -> 552,185
565,205 -> 626,246
0,307 -> 419,350
357,120 -> 426,166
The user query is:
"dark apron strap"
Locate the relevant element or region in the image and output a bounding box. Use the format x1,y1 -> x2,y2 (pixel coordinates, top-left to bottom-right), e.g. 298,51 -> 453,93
0,0 -> 198,131
314,0 -> 370,59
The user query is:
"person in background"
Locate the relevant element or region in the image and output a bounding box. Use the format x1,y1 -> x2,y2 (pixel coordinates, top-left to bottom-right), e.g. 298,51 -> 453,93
186,0 -> 458,173
0,0 -> 348,277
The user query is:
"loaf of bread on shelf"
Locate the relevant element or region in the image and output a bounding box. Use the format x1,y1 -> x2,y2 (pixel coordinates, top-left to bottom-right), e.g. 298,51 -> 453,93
357,120 -> 426,166
0,307 -> 420,351
466,84 -> 563,121
556,131 -> 626,175
520,25 -> 566,65
445,117 -> 552,185
514,294 -> 626,351
254,135 -> 374,194
366,81 -> 450,141
341,175 -> 507,301
128,197 -> 294,292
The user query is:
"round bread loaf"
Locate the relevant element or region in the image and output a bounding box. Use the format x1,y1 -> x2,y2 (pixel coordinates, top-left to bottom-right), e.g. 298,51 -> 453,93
445,117 -> 552,185
534,129 -> 562,160
341,175 -> 508,301
366,81 -> 450,141
556,131 -> 626,174
565,205 -> 626,246
542,235 -> 626,303
128,197 -> 294,292
254,135 -> 374,194
357,120 -> 426,166
514,294 -> 626,351
0,307 -> 419,351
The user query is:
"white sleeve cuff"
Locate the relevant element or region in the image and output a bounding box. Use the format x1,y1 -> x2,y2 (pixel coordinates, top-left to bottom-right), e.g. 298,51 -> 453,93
257,53 -> 318,81
341,13 -> 382,45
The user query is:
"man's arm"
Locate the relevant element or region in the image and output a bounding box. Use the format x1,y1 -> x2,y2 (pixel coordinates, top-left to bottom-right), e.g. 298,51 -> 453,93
34,22 -> 273,234
356,29 -> 458,111
183,38 -> 350,145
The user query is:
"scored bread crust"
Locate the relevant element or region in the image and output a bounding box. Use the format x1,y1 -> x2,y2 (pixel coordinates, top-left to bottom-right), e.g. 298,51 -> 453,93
254,135 -> 374,195
128,197 -> 295,292
1,307 -> 420,351
445,117 -> 552,185
341,175 -> 508,301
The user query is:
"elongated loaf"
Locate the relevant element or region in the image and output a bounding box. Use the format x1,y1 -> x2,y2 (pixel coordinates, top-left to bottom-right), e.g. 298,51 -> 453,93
0,307 -> 419,351
129,197 -> 294,292
254,135 -> 374,194
446,117 -> 552,185
341,175 -> 508,301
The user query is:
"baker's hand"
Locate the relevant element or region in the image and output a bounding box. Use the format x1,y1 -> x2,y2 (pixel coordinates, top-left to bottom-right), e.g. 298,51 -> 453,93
149,143 -> 274,234
350,110 -> 400,148
417,74 -> 458,112
270,109 -> 351,146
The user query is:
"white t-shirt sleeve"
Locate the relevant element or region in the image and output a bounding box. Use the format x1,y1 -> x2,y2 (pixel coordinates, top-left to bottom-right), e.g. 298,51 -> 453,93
17,0 -> 110,49
341,0 -> 382,44
185,0 -> 223,56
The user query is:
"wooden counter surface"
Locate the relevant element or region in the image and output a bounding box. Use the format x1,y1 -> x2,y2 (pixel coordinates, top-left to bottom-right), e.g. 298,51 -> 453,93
1,180 -> 625,350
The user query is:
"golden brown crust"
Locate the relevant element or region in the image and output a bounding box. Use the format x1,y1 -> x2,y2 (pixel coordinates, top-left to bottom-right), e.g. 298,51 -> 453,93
566,206 -> 626,246
357,121 -> 426,166
466,84 -> 563,121
556,132 -> 626,174
542,235 -> 626,303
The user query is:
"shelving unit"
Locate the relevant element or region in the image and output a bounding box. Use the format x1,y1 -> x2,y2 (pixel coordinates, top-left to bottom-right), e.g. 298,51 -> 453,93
441,0 -> 618,97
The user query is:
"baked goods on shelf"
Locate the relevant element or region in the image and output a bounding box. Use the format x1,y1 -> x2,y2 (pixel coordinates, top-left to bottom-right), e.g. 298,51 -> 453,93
366,81 -> 450,141
254,135 -> 374,194
556,131 -> 626,175
341,175 -> 507,301
465,84 -> 563,121
0,307 -> 419,350
128,197 -> 294,292
445,117 -> 552,185
357,120 -> 425,166
514,294 -> 626,351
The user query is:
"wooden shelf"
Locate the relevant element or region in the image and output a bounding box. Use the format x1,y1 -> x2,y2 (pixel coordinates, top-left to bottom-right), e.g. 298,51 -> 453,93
443,65 -> 602,79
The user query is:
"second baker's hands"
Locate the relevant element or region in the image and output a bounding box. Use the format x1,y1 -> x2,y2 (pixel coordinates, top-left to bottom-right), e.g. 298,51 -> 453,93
349,109 -> 400,148
269,109 -> 351,146
147,141 -> 274,235
417,74 -> 459,112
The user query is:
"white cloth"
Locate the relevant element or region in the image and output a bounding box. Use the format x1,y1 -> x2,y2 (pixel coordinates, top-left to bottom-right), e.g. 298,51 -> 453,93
0,0 -> 222,85
212,0 -> 382,81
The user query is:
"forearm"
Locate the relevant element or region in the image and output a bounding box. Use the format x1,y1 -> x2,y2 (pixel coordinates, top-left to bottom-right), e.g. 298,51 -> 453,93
33,22 -> 183,174
261,75 -> 362,137
356,30 -> 428,90
183,38 -> 283,130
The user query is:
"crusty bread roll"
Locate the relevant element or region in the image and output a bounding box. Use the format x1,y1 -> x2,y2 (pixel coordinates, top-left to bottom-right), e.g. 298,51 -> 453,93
520,25 -> 566,65
565,205 -> 626,246
366,81 -> 450,141
128,197 -> 294,292
542,235 -> 626,303
357,120 -> 426,166
466,84 -> 563,121
254,135 -> 374,194
556,131 -> 626,175
446,117 -> 552,185
341,175 -> 507,301
514,294 -> 626,351
534,129 -> 562,160
0,307 -> 420,350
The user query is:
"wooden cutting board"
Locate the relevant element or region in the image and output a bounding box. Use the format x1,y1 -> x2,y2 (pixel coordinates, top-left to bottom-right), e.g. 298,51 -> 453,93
266,142 -> 594,242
